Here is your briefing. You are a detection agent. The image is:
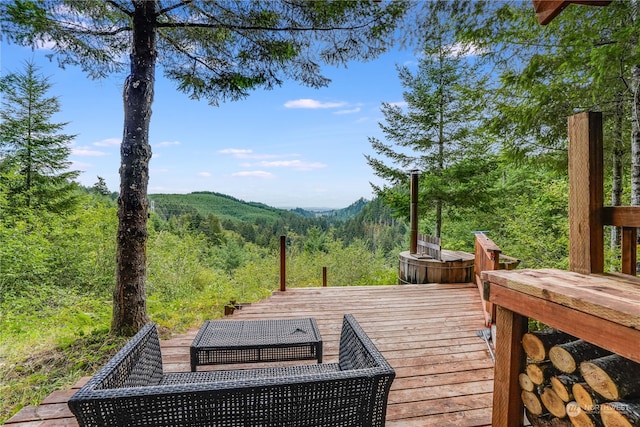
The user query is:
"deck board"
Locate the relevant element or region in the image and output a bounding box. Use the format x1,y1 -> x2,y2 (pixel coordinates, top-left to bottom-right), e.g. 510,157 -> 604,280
5,283 -> 493,426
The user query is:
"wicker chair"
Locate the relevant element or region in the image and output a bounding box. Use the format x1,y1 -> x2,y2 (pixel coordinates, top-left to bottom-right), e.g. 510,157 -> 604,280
68,314 -> 395,426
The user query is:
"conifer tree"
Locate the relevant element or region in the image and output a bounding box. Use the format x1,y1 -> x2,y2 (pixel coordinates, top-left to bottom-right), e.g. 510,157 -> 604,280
0,61 -> 79,216
366,5 -> 497,238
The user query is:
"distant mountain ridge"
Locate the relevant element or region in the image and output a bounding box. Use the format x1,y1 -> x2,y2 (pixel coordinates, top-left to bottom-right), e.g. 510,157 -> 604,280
149,191 -> 368,223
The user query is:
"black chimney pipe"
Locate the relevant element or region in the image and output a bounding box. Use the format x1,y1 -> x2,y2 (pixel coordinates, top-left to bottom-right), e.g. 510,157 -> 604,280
409,169 -> 420,254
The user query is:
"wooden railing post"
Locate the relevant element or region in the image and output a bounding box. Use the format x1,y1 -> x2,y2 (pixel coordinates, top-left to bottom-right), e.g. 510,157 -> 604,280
568,111 -> 604,274
621,227 -> 637,275
280,235 -> 286,292
322,267 -> 327,287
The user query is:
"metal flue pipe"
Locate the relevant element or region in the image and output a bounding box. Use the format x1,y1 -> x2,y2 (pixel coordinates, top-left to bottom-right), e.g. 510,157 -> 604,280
409,169 -> 420,254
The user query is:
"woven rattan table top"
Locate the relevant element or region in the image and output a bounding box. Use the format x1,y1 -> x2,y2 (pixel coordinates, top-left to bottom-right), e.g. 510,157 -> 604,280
190,317 -> 323,370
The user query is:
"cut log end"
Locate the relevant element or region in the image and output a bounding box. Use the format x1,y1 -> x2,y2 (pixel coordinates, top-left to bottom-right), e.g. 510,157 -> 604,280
600,401 -> 640,427
565,402 -> 597,427
520,372 -> 536,392
572,382 -> 602,412
551,374 -> 579,403
549,340 -> 611,375
580,360 -> 619,400
549,345 -> 578,373
528,362 -> 560,385
522,329 -> 575,362
522,389 -> 545,415
541,387 -> 567,418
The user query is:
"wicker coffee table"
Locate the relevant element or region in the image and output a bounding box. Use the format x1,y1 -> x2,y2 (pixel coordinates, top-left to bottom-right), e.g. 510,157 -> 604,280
190,317 -> 323,371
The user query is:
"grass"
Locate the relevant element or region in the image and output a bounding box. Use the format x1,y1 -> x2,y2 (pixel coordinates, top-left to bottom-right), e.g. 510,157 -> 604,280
0,280 -> 274,424
0,327 -> 126,424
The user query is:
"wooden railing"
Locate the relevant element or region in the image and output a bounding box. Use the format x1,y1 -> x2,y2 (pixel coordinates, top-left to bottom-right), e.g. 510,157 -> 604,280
569,112 -> 638,276
474,232 -> 520,326
602,207 -> 639,275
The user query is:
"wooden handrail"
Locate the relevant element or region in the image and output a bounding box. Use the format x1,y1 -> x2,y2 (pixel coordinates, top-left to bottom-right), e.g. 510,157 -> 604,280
473,233 -> 520,326
602,206 -> 640,227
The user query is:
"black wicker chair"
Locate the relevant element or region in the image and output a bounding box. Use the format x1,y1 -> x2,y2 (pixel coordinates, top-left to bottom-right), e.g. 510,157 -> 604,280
68,314 -> 395,426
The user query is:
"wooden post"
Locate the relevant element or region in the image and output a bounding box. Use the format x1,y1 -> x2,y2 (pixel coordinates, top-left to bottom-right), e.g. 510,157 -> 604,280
322,267 -> 327,287
568,111 -> 604,274
492,306 -> 528,427
622,227 -> 638,276
280,235 -> 286,291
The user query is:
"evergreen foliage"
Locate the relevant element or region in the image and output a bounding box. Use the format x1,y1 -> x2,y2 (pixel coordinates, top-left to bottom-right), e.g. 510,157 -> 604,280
0,61 -> 79,216
367,4 -> 498,238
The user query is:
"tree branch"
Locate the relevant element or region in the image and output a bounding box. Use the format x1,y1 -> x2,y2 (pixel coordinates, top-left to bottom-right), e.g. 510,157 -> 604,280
62,24 -> 132,37
159,30 -> 223,79
157,0 -> 193,18
156,20 -> 368,32
159,2 -> 372,33
106,0 -> 133,17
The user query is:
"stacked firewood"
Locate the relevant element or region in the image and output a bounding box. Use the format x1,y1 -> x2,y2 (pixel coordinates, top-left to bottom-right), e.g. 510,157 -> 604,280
519,328 -> 640,427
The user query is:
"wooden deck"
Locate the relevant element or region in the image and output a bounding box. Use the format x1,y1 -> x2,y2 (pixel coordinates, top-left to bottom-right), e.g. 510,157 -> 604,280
5,283 -> 494,426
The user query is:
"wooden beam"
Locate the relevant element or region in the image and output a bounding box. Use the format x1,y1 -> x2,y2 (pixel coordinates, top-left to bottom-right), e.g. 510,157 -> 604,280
533,0 -> 569,25
533,0 -> 612,25
602,206 -> 640,227
488,282 -> 640,364
568,111 -> 604,274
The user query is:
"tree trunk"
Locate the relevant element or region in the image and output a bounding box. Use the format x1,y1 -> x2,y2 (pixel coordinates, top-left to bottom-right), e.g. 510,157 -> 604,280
633,0 -> 640,207
435,199 -> 442,238
610,91 -> 625,260
631,64 -> 640,207
112,1 -> 156,336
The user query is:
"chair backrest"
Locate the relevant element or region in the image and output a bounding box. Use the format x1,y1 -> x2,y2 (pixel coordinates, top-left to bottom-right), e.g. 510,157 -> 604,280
338,314 -> 393,373
88,323 -> 164,390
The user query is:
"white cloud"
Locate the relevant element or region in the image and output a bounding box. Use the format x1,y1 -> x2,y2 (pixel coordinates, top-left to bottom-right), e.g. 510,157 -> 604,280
197,172 -> 211,177
232,171 -> 274,178
93,138 -> 121,147
259,160 -> 326,171
220,148 -> 252,155
156,140 -> 181,147
447,42 -> 487,57
335,107 -> 361,115
284,99 -> 347,109
220,148 -> 285,160
388,101 -> 408,108
70,160 -> 92,169
220,148 -> 254,158
72,146 -> 108,156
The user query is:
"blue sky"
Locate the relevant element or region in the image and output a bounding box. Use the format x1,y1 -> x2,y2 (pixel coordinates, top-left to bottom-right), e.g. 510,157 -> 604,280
2,41 -> 416,209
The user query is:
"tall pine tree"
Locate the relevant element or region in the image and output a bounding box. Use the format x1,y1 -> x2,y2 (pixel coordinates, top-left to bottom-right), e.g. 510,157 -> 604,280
366,5 -> 497,238
0,61 -> 79,216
